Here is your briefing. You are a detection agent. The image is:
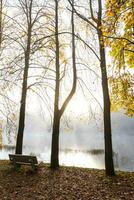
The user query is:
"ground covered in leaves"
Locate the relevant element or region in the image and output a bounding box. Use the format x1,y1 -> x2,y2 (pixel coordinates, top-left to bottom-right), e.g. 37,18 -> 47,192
0,161 -> 134,200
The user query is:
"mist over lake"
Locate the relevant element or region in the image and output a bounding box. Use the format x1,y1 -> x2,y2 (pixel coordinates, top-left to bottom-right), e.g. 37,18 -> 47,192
1,111 -> 134,172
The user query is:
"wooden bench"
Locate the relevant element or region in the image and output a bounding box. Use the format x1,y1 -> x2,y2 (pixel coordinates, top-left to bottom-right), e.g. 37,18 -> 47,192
9,154 -> 38,171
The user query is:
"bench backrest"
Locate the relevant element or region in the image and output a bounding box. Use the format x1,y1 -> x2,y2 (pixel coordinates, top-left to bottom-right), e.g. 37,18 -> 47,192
9,154 -> 38,164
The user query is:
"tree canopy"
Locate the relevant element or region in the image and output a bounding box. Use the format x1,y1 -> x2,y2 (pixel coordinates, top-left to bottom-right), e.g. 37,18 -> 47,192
104,0 -> 134,116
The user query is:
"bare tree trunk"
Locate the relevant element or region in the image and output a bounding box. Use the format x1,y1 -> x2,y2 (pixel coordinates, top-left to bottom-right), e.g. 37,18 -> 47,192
15,44 -> 31,154
15,0 -> 45,154
51,0 -> 77,169
50,0 -> 60,168
15,7 -> 32,154
51,112 -> 60,168
97,0 -> 115,176
68,0 -> 115,175
98,33 -> 115,175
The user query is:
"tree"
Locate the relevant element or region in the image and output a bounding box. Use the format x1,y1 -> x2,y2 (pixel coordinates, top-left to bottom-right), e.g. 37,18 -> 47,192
15,0 -> 34,154
104,0 -> 134,116
68,0 -> 115,175
50,0 -> 77,169
15,0 -> 45,154
97,0 -> 115,176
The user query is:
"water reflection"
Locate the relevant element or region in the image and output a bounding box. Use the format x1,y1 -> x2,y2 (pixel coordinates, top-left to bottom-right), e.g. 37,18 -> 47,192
0,145 -> 133,172
59,150 -> 103,169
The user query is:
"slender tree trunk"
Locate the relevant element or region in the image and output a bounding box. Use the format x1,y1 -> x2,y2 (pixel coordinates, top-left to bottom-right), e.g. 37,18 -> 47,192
50,0 -> 60,168
68,0 -> 115,175
97,0 -> 115,176
51,0 -> 77,169
15,26 -> 31,154
98,34 -> 115,175
51,112 -> 60,168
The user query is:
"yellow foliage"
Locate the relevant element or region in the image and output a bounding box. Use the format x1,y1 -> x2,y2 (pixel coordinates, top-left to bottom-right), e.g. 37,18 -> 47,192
106,10 -> 114,17
109,75 -> 134,117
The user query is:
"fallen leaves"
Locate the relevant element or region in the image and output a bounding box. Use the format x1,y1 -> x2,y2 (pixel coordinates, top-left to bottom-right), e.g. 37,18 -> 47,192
0,161 -> 133,200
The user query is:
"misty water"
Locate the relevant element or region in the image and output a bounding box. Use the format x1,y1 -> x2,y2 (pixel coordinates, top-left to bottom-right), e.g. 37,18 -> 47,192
0,112 -> 134,172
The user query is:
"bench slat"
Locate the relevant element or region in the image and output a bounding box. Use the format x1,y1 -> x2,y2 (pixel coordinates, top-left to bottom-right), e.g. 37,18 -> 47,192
9,154 -> 38,169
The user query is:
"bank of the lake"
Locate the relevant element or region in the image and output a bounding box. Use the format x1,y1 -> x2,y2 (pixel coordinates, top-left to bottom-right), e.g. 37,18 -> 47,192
0,160 -> 134,200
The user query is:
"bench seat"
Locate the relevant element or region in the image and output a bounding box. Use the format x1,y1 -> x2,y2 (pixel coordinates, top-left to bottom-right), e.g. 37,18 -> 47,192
9,154 -> 38,170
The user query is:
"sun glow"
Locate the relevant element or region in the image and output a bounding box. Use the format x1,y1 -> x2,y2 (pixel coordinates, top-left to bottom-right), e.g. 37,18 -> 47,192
67,95 -> 89,116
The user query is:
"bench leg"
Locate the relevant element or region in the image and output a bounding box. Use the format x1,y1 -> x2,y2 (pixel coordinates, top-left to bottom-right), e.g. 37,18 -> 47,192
13,158 -> 16,168
12,159 -> 21,169
31,161 -> 37,171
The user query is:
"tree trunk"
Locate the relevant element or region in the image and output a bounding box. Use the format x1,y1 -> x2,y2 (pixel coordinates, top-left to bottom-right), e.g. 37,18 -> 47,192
97,0 -> 115,176
51,112 -> 60,168
68,0 -> 115,176
100,44 -> 115,176
15,26 -> 31,154
97,25 -> 115,176
15,65 -> 28,154
50,0 -> 77,169
50,0 -> 60,168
